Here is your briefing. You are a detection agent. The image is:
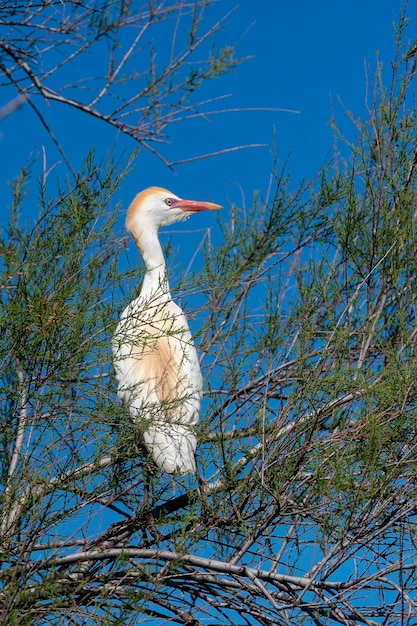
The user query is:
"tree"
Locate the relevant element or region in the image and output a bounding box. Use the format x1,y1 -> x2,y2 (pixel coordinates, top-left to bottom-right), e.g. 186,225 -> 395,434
1,2 -> 417,625
0,0 -> 240,170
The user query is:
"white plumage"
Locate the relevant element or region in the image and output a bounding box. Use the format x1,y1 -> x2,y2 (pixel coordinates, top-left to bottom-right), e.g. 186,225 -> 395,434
112,186 -> 221,474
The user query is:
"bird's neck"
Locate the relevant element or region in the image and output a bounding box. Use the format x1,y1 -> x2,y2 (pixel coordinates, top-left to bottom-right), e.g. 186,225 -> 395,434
136,228 -> 170,302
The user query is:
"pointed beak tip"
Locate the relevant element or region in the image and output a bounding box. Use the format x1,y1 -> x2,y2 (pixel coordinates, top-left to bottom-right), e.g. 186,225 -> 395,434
209,202 -> 222,211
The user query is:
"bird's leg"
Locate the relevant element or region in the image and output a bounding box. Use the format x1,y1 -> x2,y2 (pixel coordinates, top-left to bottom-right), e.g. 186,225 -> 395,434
195,457 -> 209,511
140,458 -> 159,546
143,466 -> 150,508
140,465 -> 150,546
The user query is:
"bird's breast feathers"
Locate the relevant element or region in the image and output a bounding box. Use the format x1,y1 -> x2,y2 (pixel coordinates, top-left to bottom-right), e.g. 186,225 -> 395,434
113,298 -> 202,426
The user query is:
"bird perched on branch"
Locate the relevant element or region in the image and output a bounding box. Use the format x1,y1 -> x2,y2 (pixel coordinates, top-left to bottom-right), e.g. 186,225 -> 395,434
112,186 -> 221,475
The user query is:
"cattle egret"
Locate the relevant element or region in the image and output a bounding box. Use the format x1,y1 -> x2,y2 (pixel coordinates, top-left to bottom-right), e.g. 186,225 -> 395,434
112,186 -> 221,475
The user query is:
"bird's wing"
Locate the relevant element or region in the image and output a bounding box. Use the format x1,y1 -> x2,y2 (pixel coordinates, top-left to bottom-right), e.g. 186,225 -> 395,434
113,301 -> 201,473
133,329 -> 192,419
113,299 -> 201,426
124,328 -> 199,473
142,423 -> 197,474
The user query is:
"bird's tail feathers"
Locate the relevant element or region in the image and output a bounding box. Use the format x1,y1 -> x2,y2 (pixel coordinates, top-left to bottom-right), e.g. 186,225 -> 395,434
143,423 -> 197,474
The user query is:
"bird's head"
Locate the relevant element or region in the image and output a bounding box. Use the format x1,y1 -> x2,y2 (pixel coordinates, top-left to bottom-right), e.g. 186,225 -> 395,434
126,186 -> 222,235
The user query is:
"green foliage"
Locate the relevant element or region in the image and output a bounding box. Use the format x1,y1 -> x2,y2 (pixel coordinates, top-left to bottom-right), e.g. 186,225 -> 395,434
187,13 -> 417,621
0,153 -> 128,579
1,4 -> 417,626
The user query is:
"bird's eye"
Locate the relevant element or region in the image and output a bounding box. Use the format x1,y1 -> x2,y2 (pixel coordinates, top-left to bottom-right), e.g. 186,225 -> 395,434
165,197 -> 173,206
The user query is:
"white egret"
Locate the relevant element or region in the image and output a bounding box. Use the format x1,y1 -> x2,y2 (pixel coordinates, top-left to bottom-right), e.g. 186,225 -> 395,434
113,186 -> 221,474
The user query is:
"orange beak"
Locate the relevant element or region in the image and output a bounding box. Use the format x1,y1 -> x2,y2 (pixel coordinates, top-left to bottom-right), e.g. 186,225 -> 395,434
174,198 -> 222,213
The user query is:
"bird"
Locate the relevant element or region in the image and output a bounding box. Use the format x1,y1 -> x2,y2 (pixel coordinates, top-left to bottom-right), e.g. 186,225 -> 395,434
112,186 -> 221,475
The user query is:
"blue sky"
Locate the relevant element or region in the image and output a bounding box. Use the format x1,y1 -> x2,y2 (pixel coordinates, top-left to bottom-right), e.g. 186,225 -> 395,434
1,4 -> 416,618
2,0 -> 416,223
